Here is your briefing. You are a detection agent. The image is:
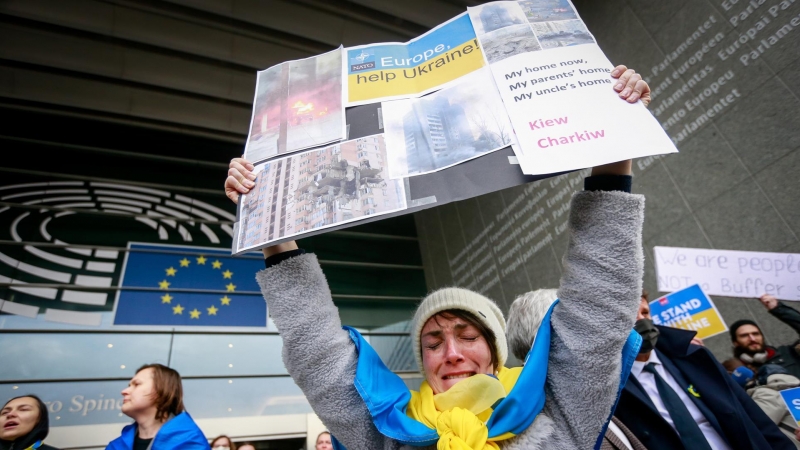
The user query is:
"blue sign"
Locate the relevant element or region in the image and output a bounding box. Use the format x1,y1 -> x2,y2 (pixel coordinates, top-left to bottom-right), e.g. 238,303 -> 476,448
114,243 -> 266,327
781,386 -> 800,426
649,284 -> 727,339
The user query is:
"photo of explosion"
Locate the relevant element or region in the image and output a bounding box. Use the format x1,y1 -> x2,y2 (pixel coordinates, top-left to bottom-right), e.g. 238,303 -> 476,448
245,47 -> 345,163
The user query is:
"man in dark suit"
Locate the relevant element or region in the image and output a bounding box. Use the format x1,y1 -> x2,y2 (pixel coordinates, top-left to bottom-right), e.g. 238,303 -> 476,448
614,292 -> 794,450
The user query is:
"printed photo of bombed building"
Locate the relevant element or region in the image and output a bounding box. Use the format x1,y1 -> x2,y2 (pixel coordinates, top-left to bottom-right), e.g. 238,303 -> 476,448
383,68 -> 513,178
518,0 -> 578,23
236,135 -> 407,251
470,1 -> 593,63
469,1 -> 527,35
470,2 -> 543,64
530,19 -> 594,49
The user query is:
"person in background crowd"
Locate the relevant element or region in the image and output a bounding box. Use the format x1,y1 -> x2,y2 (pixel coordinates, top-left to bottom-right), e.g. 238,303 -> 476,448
315,431 -> 332,450
106,364 -> 208,450
235,443 -> 255,450
0,395 -> 60,450
227,64 -> 650,449
615,296 -> 793,449
722,357 -> 752,379
506,289 -> 648,450
210,436 -> 235,450
730,294 -> 800,378
723,358 -> 800,448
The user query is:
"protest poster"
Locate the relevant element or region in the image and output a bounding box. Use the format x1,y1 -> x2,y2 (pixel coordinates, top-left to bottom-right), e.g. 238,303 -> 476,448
780,387 -> 800,427
467,1 -> 677,175
244,47 -> 346,164
234,1 -> 679,253
649,284 -> 728,340
655,246 -> 800,301
344,13 -> 485,107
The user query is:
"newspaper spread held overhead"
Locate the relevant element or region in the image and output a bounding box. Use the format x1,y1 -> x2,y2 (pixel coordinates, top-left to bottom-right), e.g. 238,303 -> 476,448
234,0 -> 678,254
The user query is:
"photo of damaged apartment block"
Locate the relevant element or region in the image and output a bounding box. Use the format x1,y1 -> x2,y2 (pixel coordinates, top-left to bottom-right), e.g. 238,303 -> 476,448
236,135 -> 407,250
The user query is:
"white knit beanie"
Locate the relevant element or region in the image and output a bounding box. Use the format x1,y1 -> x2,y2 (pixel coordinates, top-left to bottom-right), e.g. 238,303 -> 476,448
411,287 -> 507,375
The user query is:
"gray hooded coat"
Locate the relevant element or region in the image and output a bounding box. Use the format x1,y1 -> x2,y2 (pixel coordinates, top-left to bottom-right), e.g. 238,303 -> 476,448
256,189 -> 644,450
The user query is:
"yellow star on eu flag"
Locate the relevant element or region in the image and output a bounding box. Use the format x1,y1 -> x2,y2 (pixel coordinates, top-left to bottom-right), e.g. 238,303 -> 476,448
212,260 -> 222,269
189,309 -> 201,319
165,267 -> 177,276
225,283 -> 236,292
161,294 -> 173,304
220,296 -> 231,306
207,305 -> 219,316
173,304 -> 184,315
196,255 -> 207,265
222,270 -> 233,279
159,280 -> 170,290
179,258 -> 190,267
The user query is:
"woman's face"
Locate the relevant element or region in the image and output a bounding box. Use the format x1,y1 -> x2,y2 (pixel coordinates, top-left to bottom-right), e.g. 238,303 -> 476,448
316,432 -> 332,450
121,367 -> 157,419
420,314 -> 494,394
0,397 -> 40,440
211,437 -> 232,450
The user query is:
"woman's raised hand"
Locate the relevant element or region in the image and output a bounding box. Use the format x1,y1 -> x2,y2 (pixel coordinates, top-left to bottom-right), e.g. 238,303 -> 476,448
224,157 -> 297,257
611,65 -> 651,107
225,157 -> 256,204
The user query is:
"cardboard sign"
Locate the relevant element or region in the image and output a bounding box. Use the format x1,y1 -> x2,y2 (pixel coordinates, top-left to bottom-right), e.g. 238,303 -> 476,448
655,246 -> 800,301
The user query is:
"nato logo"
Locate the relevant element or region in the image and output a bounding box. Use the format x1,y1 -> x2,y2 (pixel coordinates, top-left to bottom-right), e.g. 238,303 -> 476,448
349,49 -> 376,72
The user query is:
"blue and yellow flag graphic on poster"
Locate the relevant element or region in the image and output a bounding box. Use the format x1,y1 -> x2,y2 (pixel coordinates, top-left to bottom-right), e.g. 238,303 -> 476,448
649,284 -> 727,340
346,13 -> 484,104
114,243 -> 266,327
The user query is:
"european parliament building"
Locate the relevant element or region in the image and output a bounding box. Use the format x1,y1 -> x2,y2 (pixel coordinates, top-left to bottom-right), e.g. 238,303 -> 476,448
1,0 -> 798,448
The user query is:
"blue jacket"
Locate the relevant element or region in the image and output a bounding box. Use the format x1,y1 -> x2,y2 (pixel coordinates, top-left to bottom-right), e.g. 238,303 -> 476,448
106,412 -> 209,450
615,325 -> 794,450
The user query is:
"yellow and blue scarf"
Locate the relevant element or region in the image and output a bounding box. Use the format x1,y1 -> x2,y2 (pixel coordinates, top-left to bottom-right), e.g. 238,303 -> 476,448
338,300 -> 640,450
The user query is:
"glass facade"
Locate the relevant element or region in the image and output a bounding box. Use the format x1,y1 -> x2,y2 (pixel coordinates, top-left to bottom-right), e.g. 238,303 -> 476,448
0,314 -> 420,431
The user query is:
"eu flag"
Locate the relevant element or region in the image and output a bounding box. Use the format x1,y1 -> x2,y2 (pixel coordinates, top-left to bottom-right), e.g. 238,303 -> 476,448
114,243 -> 266,327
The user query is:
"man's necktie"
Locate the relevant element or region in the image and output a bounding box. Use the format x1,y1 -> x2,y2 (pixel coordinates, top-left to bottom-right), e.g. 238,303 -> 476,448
642,362 -> 713,450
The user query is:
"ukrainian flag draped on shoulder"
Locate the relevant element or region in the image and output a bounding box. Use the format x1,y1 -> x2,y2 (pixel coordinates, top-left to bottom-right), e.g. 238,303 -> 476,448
337,300 -> 560,449
105,412 -> 209,450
